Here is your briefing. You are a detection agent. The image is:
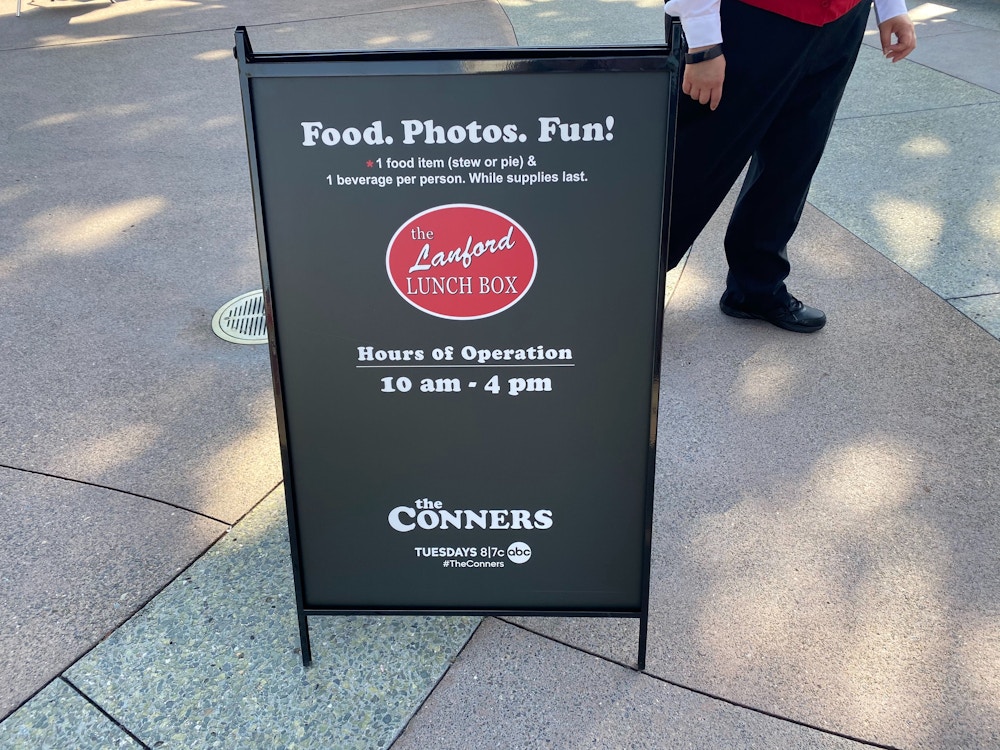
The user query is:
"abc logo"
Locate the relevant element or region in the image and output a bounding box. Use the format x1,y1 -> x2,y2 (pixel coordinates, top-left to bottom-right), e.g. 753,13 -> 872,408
506,541 -> 532,564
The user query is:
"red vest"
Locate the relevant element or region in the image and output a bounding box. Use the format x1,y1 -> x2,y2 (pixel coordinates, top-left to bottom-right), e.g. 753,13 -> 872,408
739,0 -> 865,26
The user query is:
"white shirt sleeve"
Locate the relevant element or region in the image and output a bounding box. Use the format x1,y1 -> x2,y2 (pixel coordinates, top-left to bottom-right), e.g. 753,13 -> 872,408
664,0 -> 722,49
666,1 -> 909,48
873,0 -> 909,24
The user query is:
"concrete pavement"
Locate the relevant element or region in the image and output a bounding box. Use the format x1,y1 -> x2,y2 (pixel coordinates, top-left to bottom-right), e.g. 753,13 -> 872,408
0,0 -> 997,748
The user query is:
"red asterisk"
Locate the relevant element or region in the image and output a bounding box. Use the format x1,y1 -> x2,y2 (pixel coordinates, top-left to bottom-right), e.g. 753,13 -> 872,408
366,160 -> 374,168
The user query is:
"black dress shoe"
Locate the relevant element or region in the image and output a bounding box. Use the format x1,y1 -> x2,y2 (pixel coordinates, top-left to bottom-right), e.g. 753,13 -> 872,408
719,291 -> 827,333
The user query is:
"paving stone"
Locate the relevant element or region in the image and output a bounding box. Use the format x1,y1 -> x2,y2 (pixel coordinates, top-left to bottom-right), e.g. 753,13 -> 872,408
950,292 -> 1000,339
812,101 -> 1000,300
395,619 -> 874,750
0,0 -> 481,50
627,203 -> 1000,750
0,468 -> 225,720
500,0 -> 665,46
0,679 -> 141,750
838,45 -> 999,120
66,488 -> 480,750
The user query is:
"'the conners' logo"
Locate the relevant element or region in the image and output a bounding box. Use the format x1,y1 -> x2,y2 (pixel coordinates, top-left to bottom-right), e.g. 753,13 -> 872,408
386,204 -> 537,320
388,498 -> 552,532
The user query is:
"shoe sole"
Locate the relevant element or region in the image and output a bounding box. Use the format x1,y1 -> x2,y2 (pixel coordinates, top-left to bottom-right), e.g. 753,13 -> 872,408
719,301 -> 826,333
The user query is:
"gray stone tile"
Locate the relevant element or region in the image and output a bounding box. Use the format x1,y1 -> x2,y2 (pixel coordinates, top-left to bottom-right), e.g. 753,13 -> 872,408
861,5 -> 1000,93
950,292 -> 1000,339
394,619 -> 872,749
811,101 -> 1000,300
939,0 -> 1000,32
245,1 -> 516,51
838,45 -> 999,120
0,31 -> 282,522
864,5 -> 987,44
502,614 -> 640,667
0,467 -> 225,720
500,0 -> 665,46
65,487 -> 480,750
865,2 -> 1000,93
0,679 -> 141,750
665,250 -> 688,305
907,27 -> 1000,93
644,205 -> 1000,750
0,0 -> 481,50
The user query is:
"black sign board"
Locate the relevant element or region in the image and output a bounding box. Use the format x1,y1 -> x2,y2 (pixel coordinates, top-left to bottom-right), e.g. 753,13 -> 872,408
235,25 -> 681,669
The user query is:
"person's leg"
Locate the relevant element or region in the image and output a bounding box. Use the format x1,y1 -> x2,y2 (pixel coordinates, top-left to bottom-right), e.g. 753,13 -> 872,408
722,0 -> 871,306
667,0 -> 817,270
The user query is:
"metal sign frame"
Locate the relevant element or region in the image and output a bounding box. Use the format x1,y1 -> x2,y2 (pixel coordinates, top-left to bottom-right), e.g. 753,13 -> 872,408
235,24 -> 682,671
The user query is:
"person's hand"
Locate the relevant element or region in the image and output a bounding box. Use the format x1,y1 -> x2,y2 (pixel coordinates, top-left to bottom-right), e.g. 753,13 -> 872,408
879,13 -> 917,62
683,47 -> 726,111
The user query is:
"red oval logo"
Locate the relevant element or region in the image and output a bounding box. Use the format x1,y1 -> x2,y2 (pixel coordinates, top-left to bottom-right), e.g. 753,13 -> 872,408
386,204 -> 537,320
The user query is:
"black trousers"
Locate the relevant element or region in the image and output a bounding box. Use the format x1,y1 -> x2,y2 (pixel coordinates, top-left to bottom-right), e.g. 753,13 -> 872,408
667,0 -> 870,304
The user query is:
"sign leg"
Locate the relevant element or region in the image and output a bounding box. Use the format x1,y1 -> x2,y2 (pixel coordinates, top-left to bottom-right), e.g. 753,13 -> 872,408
637,613 -> 649,672
299,611 -> 313,667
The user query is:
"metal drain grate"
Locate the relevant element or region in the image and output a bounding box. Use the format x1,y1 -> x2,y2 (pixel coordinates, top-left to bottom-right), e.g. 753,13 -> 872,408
212,290 -> 268,344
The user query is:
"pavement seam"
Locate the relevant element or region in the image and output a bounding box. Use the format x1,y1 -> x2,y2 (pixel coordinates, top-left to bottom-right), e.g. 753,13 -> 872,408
386,617 -> 486,749
223,478 -> 283,528
0,480 -> 282,726
637,672 -> 906,750
497,617 -> 906,750
59,676 -> 151,750
0,462 -> 232,526
493,0 -> 520,46
946,290 -> 1000,301
835,97 -> 1000,121
793,199 -> 1000,344
0,0 -> 492,53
